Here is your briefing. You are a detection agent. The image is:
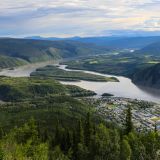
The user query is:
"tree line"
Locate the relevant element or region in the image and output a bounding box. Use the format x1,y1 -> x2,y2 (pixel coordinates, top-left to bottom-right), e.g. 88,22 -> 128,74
0,107 -> 159,160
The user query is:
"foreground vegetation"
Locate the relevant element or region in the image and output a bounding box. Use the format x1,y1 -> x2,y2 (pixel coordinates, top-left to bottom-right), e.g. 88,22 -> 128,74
31,65 -> 118,82
0,76 -> 159,159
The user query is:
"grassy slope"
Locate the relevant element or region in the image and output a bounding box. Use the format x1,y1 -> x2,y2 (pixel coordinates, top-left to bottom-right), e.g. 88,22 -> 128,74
30,65 -> 118,82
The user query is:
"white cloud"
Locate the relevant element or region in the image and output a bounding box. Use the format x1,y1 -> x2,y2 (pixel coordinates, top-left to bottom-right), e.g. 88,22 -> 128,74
0,0 -> 160,37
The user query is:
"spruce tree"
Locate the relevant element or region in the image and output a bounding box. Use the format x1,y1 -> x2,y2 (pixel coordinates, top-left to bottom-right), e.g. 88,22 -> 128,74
0,125 -> 4,139
77,119 -> 84,144
0,147 -> 4,160
120,139 -> 132,160
125,106 -> 133,134
54,122 -> 61,146
65,129 -> 72,152
84,112 -> 92,147
154,122 -> 157,132
61,129 -> 72,153
72,130 -> 78,160
51,146 -> 70,160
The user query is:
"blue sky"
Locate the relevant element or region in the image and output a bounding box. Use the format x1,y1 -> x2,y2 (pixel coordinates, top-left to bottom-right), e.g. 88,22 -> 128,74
0,0 -> 160,37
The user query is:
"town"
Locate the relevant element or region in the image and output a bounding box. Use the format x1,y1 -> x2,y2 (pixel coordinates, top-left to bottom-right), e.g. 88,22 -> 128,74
84,97 -> 160,132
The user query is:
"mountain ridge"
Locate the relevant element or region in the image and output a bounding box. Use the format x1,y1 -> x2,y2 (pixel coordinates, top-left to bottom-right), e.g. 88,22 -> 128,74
25,36 -> 160,49
0,38 -> 111,68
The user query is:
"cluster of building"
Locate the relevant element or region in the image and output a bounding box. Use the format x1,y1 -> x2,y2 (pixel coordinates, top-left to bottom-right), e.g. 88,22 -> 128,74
90,97 -> 160,132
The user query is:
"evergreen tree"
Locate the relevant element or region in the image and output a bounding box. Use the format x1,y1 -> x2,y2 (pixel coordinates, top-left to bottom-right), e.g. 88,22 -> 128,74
51,146 -> 70,160
61,129 -> 72,153
43,129 -> 49,142
0,125 -> 4,139
65,129 -> 72,152
72,130 -> 78,160
89,124 -> 110,160
15,118 -> 38,144
0,147 -> 4,160
54,121 -> 61,146
84,112 -> 92,147
108,129 -> 120,160
154,122 -> 157,133
77,119 -> 84,144
76,143 -> 88,160
127,132 -> 146,160
142,132 -> 158,160
125,106 -> 133,134
120,139 -> 132,160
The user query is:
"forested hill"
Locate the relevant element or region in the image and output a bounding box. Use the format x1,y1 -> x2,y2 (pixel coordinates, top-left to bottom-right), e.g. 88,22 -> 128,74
135,41 -> 160,56
0,38 -> 111,63
132,63 -> 160,89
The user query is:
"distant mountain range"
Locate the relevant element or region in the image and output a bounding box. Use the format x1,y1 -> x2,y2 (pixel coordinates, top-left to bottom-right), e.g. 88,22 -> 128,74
25,36 -> 160,49
0,38 -> 111,68
1,36 -> 160,69
100,30 -> 160,37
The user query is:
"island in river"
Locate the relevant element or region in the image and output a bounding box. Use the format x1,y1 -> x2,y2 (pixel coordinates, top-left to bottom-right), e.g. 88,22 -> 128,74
30,65 -> 118,82
0,61 -> 160,103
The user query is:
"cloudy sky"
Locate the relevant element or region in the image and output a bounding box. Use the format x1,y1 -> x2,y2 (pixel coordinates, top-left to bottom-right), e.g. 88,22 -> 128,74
0,0 -> 160,37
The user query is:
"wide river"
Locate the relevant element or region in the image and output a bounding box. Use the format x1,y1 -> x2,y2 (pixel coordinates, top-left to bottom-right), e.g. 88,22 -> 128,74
0,61 -> 159,103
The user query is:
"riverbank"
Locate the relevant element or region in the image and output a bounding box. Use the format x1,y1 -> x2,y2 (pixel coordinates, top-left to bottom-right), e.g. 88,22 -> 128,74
59,65 -> 160,103
0,60 -> 59,77
0,61 -> 160,103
